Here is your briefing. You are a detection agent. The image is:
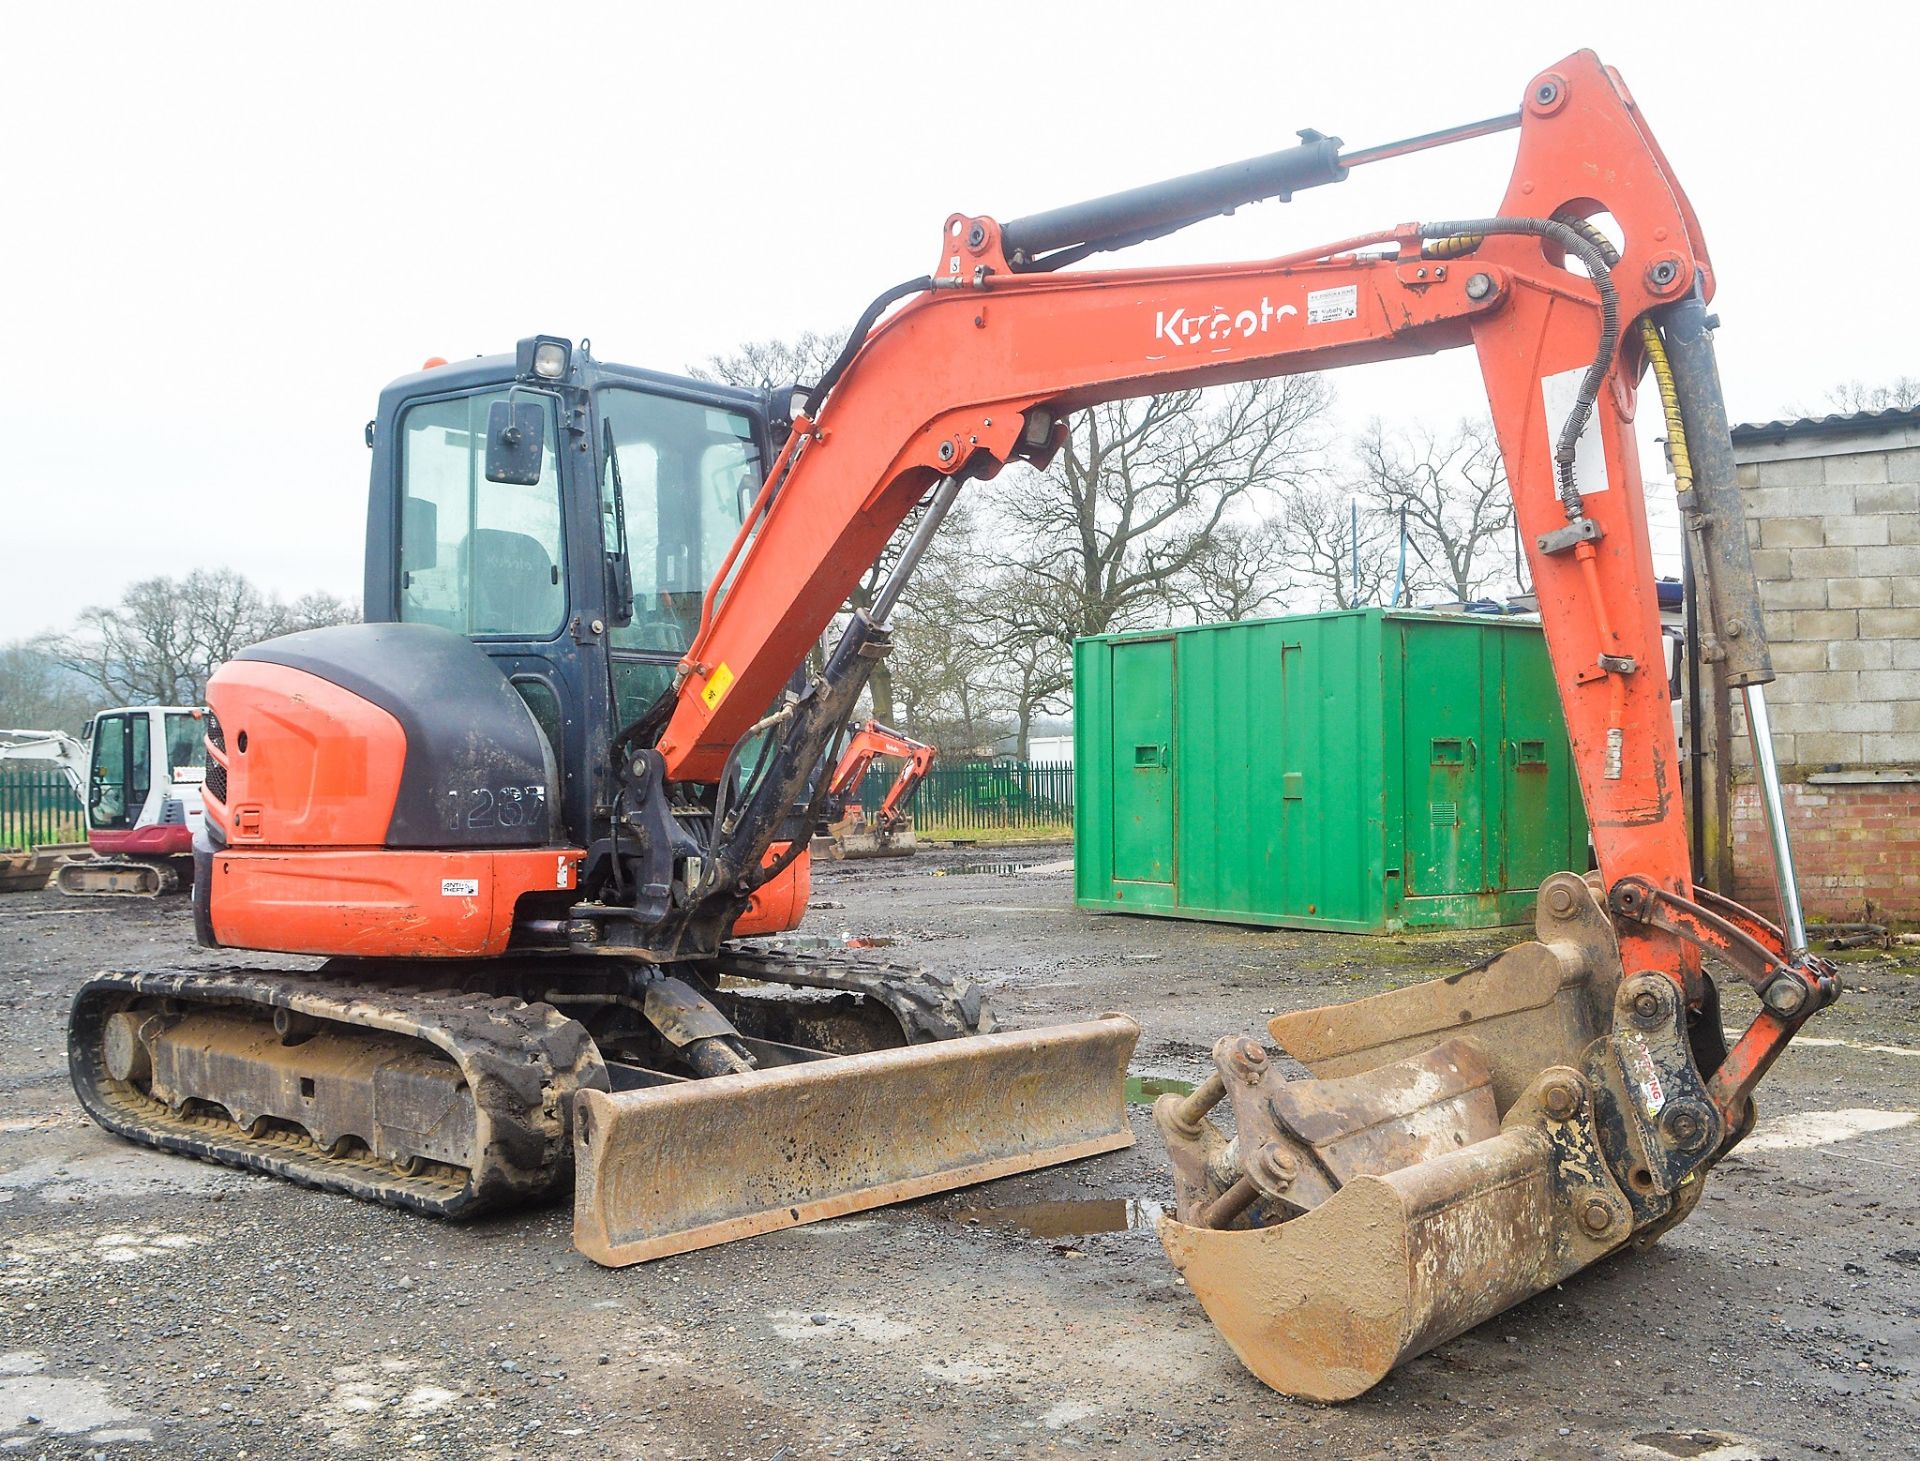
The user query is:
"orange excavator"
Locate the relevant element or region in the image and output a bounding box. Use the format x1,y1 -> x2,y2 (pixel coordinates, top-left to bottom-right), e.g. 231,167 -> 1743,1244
815,718 -> 936,858
70,50 -> 1834,1398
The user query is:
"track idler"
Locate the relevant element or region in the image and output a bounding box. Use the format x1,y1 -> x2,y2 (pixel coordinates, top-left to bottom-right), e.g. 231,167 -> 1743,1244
1154,872 -> 1742,1401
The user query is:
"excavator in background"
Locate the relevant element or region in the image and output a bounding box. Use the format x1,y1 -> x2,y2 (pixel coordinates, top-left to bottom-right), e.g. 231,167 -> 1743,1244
1,707 -> 207,894
814,719 -> 936,858
68,50 -> 1837,1399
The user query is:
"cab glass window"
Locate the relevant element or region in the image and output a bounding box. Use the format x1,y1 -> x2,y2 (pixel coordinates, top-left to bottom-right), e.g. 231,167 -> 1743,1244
88,713 -> 147,830
599,387 -> 761,727
599,388 -> 760,655
164,713 -> 206,776
399,392 -> 566,638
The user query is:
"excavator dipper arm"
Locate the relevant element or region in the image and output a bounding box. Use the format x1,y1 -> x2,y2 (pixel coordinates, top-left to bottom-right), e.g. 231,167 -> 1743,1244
636,49 -> 1835,1395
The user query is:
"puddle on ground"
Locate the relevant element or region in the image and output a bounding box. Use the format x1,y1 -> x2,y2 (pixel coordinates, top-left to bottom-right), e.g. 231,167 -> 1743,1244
1625,1432 -> 1764,1461
840,935 -> 898,949
929,862 -> 1033,877
1126,1075 -> 1195,1104
949,1197 -> 1165,1237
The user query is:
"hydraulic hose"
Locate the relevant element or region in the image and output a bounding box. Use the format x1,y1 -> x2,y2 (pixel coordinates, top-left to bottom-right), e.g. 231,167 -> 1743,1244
810,276 -> 935,419
1640,317 -> 1694,496
1417,216 -> 1621,520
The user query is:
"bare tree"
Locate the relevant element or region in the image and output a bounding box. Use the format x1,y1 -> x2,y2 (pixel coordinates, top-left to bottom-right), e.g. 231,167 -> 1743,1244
885,503 -> 1011,751
1823,377 -> 1920,413
1282,486 -> 1396,609
689,332 -> 845,393
1169,518 -> 1292,622
61,570 -> 358,705
0,641 -> 96,732
1353,418 -> 1517,605
1000,377 -> 1330,642
966,568 -> 1074,757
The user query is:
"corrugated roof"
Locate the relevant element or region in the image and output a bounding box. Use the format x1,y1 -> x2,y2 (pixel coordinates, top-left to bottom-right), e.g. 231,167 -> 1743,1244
1731,405 -> 1920,444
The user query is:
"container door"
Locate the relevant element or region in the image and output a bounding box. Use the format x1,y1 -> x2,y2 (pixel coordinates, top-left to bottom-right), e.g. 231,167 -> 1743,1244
1499,631 -> 1581,888
1401,624 -> 1489,896
1110,638 -> 1174,885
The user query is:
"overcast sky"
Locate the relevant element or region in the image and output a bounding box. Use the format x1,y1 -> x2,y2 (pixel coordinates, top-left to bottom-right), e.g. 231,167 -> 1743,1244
3,1 -> 1909,640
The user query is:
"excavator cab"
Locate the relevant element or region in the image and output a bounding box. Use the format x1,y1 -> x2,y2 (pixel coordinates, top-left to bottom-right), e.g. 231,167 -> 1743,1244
370,343 -> 777,860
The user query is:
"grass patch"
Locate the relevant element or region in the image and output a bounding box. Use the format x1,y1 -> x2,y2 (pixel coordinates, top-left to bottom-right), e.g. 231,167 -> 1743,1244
919,822 -> 1073,847
0,810 -> 84,851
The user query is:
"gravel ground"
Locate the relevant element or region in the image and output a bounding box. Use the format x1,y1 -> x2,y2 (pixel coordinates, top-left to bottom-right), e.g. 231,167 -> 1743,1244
1,846 -> 1916,1459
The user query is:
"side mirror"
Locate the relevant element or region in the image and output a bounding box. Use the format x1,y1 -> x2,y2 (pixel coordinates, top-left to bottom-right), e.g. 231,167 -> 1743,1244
485,399 -> 546,486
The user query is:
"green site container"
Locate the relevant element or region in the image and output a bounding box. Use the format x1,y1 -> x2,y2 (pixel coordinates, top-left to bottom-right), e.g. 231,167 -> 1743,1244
1073,608 -> 1589,933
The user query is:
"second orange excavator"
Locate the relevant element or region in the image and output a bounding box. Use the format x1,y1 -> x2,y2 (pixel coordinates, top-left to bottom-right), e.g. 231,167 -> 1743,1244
814,719 -> 936,859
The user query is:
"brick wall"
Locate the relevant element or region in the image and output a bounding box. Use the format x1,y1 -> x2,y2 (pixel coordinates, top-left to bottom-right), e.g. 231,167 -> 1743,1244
1732,780 -> 1920,922
1731,419 -> 1920,921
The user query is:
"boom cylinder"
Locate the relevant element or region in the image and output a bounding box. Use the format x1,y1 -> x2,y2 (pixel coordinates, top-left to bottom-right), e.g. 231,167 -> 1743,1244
1657,292 -> 1808,955
1000,132 -> 1347,269
1657,292 -> 1774,686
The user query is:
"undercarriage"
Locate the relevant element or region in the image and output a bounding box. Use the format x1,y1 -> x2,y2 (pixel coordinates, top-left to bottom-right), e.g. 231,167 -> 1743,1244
69,947 -> 1138,1247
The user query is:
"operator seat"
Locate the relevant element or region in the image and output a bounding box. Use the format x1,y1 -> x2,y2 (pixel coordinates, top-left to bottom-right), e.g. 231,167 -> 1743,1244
460,528 -> 560,636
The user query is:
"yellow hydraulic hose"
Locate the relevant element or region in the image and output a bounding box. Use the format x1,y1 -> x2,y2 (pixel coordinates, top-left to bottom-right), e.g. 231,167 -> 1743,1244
1640,315 -> 1693,495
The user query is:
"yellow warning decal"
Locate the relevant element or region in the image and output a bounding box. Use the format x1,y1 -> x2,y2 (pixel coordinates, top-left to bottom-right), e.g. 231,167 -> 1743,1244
701,662 -> 736,711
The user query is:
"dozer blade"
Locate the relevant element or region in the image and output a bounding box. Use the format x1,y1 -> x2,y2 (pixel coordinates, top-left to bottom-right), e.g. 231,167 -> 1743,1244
811,815 -> 918,860
1154,872 -> 1693,1401
573,1013 -> 1139,1266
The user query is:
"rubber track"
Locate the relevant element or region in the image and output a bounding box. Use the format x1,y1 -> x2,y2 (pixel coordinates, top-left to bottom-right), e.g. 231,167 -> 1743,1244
68,950 -> 989,1220
69,968 -> 608,1218
707,942 -> 992,1042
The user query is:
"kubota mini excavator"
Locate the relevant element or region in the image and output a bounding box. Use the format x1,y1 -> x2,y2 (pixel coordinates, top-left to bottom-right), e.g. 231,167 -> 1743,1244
815,719 -> 936,858
71,50 -> 1836,1398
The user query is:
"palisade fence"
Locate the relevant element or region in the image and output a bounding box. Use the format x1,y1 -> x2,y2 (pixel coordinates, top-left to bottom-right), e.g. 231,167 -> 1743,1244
0,768 -> 82,851
854,758 -> 1074,835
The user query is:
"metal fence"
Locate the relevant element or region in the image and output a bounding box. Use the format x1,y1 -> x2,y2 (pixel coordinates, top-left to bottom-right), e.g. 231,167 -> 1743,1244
854,759 -> 1074,833
0,768 -> 82,851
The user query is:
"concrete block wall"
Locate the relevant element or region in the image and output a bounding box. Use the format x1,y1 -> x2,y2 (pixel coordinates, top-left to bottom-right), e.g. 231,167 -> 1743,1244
1736,441 -> 1920,772
1730,420 -> 1920,919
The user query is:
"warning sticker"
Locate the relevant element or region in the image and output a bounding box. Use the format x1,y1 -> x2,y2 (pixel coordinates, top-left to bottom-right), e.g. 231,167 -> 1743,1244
1306,284 -> 1358,325
1620,1033 -> 1667,1119
1541,366 -> 1609,494
700,661 -> 736,711
441,878 -> 479,898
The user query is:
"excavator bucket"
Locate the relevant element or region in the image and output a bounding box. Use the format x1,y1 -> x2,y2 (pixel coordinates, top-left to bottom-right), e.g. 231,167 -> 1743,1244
813,812 -> 918,860
1156,873 -> 1675,1401
574,1013 -> 1139,1265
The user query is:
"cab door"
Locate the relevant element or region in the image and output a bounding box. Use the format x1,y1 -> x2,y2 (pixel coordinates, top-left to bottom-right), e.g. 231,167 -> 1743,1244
87,712 -> 149,831
393,386 -> 584,841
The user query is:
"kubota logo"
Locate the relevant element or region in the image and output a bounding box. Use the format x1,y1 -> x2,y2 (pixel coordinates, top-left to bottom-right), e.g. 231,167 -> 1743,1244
1153,296 -> 1298,349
